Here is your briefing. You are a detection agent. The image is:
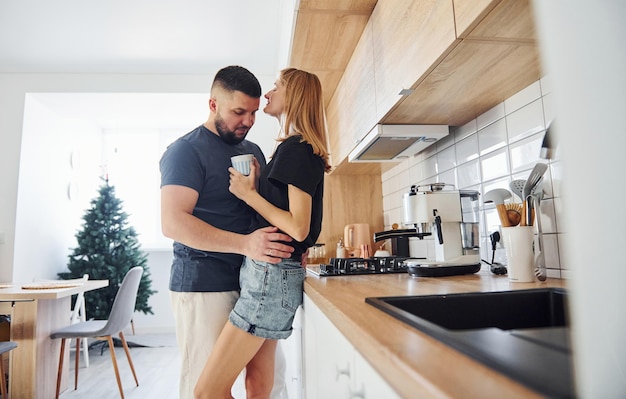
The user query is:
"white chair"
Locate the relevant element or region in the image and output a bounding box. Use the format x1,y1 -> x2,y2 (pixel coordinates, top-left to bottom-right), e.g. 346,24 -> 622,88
51,266 -> 143,399
39,274 -> 91,367
0,341 -> 17,399
70,274 -> 90,367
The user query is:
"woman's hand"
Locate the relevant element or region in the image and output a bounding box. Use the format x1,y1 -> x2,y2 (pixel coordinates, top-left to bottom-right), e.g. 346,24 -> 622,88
228,161 -> 257,201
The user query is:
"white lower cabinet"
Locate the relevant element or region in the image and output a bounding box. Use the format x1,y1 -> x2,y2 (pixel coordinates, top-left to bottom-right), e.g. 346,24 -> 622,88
283,307 -> 304,399
302,294 -> 400,399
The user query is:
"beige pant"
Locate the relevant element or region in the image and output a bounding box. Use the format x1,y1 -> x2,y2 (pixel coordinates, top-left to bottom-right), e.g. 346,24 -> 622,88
170,291 -> 288,399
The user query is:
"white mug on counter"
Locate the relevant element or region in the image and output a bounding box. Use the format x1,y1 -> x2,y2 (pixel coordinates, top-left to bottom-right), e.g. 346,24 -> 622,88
501,226 -> 535,282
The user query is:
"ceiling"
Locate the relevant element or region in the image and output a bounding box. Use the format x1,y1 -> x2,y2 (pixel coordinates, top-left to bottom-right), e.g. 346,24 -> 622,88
0,0 -> 301,155
0,0 -> 294,75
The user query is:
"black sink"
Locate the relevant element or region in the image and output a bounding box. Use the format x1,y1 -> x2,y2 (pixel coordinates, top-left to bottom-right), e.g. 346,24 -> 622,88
366,288 -> 575,398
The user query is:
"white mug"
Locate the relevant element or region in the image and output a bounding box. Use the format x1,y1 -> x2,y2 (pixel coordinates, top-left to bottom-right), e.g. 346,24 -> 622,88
230,154 -> 254,176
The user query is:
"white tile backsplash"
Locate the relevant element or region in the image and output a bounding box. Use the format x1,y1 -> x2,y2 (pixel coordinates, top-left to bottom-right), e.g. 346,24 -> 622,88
478,118 -> 507,156
505,81 -> 542,114
436,132 -> 455,151
455,119 -> 478,142
481,147 -> 509,181
438,169 -> 456,187
381,79 -> 565,276
456,159 -> 480,188
506,99 -> 545,143
408,162 -> 424,186
540,75 -> 553,96
436,145 -> 457,173
423,154 -> 437,180
477,102 -> 505,130
508,132 -> 544,173
455,134 -> 479,164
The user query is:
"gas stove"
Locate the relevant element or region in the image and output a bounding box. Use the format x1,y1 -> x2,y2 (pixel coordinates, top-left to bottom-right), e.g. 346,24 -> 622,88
307,256 -> 483,278
309,256 -> 415,277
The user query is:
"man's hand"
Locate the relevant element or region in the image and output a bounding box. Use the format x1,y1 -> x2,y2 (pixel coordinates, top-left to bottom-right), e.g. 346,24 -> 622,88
245,226 -> 294,264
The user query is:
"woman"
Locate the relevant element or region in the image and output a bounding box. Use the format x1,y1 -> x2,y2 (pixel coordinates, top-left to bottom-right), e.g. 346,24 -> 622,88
194,68 -> 331,399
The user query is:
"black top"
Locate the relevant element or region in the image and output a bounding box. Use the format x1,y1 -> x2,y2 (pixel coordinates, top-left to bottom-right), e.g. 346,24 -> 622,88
159,125 -> 266,292
253,135 -> 325,260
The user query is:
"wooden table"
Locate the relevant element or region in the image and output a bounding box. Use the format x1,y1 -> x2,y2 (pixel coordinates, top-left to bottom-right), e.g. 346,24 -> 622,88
0,280 -> 108,399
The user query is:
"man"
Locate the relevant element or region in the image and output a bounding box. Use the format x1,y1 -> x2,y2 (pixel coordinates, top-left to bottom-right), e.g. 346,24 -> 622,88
160,65 -> 294,399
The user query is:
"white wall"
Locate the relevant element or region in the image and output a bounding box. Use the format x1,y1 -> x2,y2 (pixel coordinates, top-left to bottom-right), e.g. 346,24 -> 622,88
13,95 -> 101,283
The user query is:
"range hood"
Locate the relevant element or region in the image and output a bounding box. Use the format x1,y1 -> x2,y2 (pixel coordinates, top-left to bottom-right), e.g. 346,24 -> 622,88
348,124 -> 449,162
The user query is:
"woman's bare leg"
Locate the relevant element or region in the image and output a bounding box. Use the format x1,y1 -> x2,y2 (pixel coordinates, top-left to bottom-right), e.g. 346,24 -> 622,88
245,339 -> 278,399
194,322 -> 266,399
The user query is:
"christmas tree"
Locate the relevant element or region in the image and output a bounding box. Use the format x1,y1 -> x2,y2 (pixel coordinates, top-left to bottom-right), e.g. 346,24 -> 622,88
59,178 -> 156,320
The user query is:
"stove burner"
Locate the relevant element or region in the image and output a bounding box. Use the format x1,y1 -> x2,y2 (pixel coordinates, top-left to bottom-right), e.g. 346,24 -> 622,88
318,256 -> 421,276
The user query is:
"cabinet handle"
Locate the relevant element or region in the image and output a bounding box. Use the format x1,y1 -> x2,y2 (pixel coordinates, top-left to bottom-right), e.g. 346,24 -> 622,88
349,386 -> 366,399
336,363 -> 350,381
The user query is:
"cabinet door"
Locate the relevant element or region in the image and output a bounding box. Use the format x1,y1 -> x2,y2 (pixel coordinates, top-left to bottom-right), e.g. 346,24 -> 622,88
371,0 -> 457,120
302,295 -> 320,399
352,349 -> 401,399
325,21 -> 377,167
283,307 -> 303,399
453,0 -> 499,38
303,295 -> 354,399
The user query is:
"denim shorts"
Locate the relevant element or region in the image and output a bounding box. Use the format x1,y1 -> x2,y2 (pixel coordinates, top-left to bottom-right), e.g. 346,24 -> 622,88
229,257 -> 306,340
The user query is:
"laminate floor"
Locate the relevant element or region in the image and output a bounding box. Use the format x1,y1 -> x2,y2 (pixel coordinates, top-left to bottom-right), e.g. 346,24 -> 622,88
59,333 -> 180,399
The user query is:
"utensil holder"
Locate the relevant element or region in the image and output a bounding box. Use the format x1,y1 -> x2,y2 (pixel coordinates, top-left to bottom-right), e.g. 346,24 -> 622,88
502,226 -> 535,282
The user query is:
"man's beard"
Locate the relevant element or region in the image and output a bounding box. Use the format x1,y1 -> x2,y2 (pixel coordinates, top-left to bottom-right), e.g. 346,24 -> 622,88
215,114 -> 248,145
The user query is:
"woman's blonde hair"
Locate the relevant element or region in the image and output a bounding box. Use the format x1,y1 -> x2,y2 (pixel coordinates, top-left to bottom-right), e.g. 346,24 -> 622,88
278,68 -> 331,172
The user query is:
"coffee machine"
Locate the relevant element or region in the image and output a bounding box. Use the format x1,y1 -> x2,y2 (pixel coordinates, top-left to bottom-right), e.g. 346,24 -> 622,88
402,183 -> 480,268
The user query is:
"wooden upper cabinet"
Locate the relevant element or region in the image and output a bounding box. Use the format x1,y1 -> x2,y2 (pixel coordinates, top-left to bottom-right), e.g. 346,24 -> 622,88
383,41 -> 541,125
466,0 -> 537,42
383,0 -> 540,126
314,0 -> 541,171
370,0 -> 457,121
326,22 -> 377,169
289,1 -> 375,107
453,0 -> 500,38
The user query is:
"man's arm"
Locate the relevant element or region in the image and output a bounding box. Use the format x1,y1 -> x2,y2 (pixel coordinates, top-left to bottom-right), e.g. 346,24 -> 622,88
160,184 -> 293,262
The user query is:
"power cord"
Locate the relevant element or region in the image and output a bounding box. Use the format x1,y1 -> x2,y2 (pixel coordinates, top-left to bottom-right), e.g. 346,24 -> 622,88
486,231 -> 507,275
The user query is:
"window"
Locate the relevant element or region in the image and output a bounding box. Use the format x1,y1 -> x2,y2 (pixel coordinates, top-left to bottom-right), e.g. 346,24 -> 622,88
103,128 -> 181,250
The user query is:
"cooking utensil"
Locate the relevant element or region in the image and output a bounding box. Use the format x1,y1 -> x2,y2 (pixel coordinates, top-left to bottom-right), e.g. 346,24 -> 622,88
509,179 -> 526,201
496,204 -> 511,226
523,163 -> 548,226
483,188 -> 512,204
504,203 -> 523,226
533,191 -> 547,281
484,189 -> 513,227
510,178 -> 528,225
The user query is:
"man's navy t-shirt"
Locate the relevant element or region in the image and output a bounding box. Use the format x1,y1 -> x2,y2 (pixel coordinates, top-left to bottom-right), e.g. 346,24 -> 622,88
160,125 -> 266,292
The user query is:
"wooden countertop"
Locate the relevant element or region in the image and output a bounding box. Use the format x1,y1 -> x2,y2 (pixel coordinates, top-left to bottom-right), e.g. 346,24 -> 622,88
303,267 -> 567,399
